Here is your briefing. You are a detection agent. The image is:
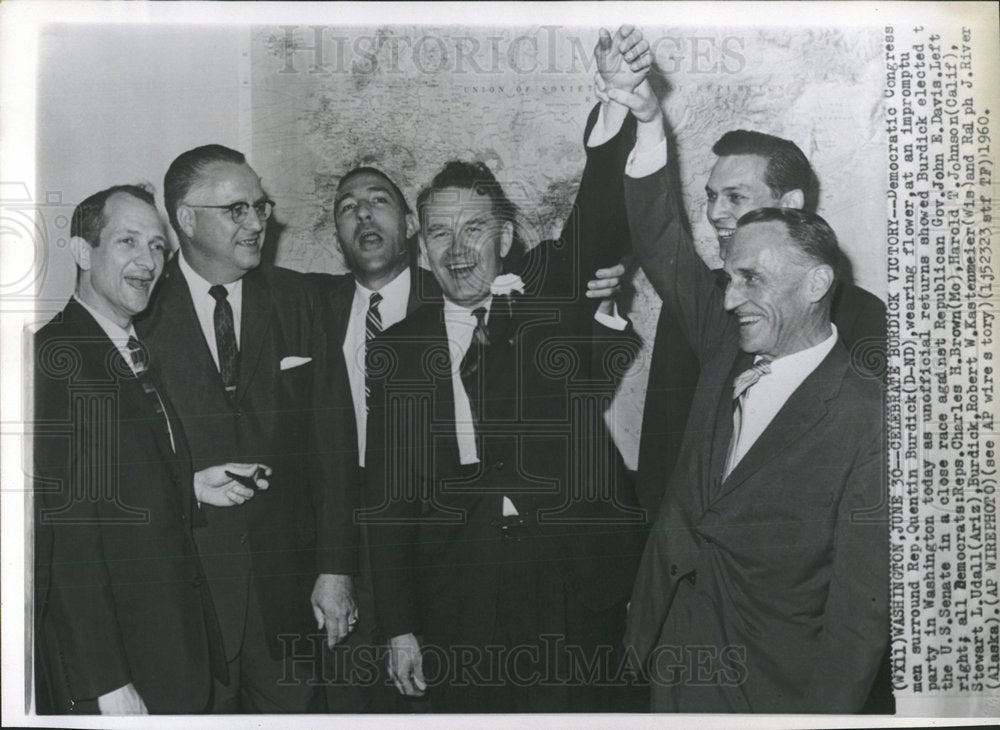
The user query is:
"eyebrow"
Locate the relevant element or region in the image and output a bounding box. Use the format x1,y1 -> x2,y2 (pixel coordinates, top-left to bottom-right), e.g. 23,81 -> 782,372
336,185 -> 394,206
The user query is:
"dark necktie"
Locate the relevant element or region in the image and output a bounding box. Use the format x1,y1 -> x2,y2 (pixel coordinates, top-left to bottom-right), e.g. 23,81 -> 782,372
364,291 -> 383,409
126,335 -> 175,453
209,284 -> 239,400
723,359 -> 771,479
460,307 -> 490,422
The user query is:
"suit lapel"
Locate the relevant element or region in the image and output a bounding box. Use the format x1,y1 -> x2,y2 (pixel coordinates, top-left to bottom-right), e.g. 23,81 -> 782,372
706,352 -> 752,503
148,258 -> 229,398
711,344 -> 849,504
237,268 -> 272,404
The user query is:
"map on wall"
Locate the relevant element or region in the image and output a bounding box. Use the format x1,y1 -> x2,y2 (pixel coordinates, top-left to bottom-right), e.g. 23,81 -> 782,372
250,24 -> 885,467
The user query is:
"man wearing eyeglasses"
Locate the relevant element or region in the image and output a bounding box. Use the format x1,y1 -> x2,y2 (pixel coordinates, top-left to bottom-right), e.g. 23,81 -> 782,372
136,144 -> 359,712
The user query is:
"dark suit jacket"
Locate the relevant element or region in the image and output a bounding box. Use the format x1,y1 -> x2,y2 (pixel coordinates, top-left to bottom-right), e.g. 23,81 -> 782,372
623,168 -> 889,713
136,260 -> 358,659
363,111 -> 646,646
33,299 -> 224,712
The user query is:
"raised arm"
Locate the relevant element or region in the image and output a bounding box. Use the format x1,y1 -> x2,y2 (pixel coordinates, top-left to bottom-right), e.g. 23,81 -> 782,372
609,79 -> 733,360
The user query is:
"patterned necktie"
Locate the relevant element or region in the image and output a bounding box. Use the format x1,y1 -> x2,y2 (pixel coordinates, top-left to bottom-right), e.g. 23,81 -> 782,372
126,335 -> 175,453
460,307 -> 490,422
364,291 -> 383,409
723,359 -> 771,479
209,284 -> 239,400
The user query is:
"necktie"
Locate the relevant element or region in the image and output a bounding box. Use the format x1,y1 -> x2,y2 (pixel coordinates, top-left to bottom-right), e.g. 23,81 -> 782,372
126,335 -> 175,453
364,291 -> 383,409
460,307 -> 490,422
209,284 -> 239,400
723,359 -> 771,479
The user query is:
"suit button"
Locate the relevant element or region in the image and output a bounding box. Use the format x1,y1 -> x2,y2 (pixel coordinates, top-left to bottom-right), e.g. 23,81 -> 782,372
192,576 -> 202,588
234,410 -> 242,420
670,564 -> 678,576
239,533 -> 249,545
494,460 -> 505,470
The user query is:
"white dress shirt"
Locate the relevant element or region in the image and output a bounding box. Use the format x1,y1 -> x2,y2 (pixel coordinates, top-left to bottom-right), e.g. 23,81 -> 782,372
443,296 -> 519,516
344,267 -> 411,467
177,252 -> 243,370
729,325 -> 839,470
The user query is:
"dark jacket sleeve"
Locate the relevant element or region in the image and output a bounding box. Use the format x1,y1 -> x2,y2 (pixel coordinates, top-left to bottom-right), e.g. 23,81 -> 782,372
33,331 -> 131,703
306,279 -> 361,575
625,164 -> 732,362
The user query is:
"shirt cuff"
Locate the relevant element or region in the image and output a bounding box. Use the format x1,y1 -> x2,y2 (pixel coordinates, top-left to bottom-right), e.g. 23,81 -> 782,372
626,137 -> 667,178
594,304 -> 629,331
586,104 -> 625,148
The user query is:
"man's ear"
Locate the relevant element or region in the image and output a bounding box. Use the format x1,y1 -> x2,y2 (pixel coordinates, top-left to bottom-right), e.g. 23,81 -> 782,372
176,205 -> 197,240
779,188 -> 805,210
499,220 -> 514,259
806,263 -> 835,303
405,212 -> 418,240
68,235 -> 92,271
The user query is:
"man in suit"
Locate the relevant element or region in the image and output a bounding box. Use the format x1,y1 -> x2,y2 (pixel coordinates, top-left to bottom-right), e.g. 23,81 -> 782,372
611,82 -> 889,711
364,152 -> 647,713
307,166 -> 440,712
590,35 -> 886,518
33,184 -> 268,714
136,146 -> 359,712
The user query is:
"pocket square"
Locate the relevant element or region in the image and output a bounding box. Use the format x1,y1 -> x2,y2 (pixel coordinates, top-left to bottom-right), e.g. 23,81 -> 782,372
280,356 -> 312,370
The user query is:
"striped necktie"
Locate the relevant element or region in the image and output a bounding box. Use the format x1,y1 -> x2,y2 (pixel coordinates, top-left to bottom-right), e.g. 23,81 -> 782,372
364,291 -> 383,408
126,335 -> 175,453
723,359 -> 771,479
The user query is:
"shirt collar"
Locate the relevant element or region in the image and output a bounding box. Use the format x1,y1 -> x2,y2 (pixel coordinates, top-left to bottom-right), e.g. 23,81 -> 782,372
73,294 -> 136,345
177,250 -> 242,300
443,295 -> 493,324
758,324 -> 838,379
355,266 -> 410,303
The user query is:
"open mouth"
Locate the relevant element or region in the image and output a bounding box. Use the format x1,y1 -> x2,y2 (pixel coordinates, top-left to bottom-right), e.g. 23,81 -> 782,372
356,230 -> 383,248
715,227 -> 735,241
446,261 -> 477,277
124,276 -> 153,291
737,312 -> 763,328
236,236 -> 260,249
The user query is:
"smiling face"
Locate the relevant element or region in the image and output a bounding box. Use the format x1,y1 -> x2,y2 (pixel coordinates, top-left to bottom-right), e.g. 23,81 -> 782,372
420,185 -> 513,307
73,192 -> 167,327
723,220 -> 828,360
177,161 -> 266,284
705,154 -> 785,260
334,170 -> 414,289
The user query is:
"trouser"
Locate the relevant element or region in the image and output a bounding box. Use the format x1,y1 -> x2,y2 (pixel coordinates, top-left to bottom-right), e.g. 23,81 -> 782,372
208,581 -> 319,713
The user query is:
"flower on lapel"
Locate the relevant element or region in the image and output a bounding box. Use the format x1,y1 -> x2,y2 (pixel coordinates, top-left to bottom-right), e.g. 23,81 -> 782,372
490,273 -> 524,297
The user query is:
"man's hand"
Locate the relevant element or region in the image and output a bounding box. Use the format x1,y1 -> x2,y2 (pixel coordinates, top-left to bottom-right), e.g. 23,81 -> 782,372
193,462 -> 270,507
97,683 -> 148,715
595,25 -> 651,93
586,262 -> 626,300
605,79 -> 661,125
311,573 -> 357,648
388,633 -> 426,696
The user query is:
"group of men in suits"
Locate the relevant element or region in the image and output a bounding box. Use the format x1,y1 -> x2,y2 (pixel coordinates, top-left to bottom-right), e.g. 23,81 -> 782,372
32,23 -> 889,716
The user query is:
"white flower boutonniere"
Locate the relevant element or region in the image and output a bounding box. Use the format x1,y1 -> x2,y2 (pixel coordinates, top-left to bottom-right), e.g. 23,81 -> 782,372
490,273 -> 524,297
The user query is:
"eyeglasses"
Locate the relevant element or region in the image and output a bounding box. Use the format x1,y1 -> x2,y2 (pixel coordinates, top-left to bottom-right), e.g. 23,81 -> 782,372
188,199 -> 275,224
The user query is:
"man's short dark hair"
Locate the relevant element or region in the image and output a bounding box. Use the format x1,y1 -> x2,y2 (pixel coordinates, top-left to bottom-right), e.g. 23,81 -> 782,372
337,166 -> 411,214
712,130 -> 817,211
737,207 -> 841,284
163,144 -> 246,235
71,183 -> 157,247
416,160 -> 527,261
